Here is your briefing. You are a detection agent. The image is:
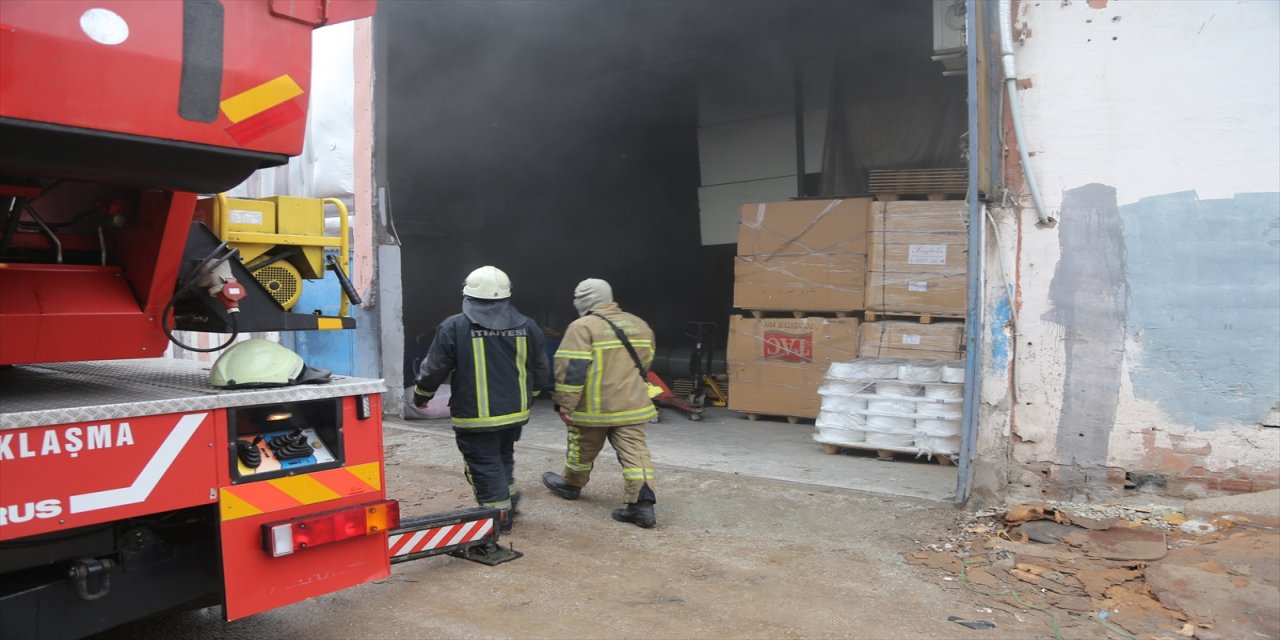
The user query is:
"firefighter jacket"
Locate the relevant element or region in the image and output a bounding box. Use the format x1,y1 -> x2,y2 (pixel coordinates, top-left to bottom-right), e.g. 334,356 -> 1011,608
416,299 -> 549,430
553,302 -> 658,426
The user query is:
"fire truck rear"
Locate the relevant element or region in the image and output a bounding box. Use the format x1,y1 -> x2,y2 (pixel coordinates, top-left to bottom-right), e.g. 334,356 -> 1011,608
0,2 -> 507,637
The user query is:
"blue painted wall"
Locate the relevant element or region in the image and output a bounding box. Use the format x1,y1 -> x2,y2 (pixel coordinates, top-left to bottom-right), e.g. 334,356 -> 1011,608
1121,191 -> 1280,430
988,295 -> 1011,375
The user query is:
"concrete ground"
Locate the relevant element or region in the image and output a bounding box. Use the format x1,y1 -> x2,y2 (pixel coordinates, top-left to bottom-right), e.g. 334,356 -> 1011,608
98,406 -> 1046,640
92,404 -> 1280,640
509,404 -> 958,502
94,407 -> 1039,637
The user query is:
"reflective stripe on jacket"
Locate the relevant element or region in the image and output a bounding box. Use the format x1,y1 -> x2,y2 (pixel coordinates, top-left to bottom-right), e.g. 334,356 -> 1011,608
553,302 -> 657,426
417,311 -> 549,430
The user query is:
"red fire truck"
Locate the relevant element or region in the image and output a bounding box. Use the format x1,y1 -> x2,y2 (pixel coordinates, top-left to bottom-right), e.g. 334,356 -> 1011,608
0,2 -> 509,637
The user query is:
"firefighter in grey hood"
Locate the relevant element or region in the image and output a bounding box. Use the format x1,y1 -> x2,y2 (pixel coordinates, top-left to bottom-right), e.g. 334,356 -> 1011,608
414,266 -> 549,533
542,278 -> 659,528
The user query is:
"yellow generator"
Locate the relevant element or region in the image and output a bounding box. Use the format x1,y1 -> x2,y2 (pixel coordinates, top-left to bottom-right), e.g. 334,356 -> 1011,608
193,194 -> 357,320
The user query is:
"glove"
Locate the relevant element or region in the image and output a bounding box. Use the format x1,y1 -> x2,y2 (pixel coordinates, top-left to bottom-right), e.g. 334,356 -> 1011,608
413,385 -> 434,408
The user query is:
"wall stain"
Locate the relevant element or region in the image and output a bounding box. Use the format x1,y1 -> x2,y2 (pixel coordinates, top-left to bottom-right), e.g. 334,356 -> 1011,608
1121,191 -> 1280,430
1045,183 -> 1128,497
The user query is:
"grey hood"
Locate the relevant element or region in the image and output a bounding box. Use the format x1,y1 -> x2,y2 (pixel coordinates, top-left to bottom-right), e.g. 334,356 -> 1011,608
463,297 -> 523,330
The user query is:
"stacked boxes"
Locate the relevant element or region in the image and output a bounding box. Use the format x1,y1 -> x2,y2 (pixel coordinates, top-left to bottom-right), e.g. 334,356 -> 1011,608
729,198 -> 968,417
734,199 -> 871,313
864,201 -> 968,316
726,315 -> 859,419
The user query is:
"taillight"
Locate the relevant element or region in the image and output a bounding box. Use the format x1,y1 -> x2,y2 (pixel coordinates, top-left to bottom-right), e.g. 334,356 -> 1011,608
262,500 -> 400,558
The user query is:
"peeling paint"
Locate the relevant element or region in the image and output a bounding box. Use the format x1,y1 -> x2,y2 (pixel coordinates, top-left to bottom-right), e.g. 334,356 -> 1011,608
978,0 -> 1280,501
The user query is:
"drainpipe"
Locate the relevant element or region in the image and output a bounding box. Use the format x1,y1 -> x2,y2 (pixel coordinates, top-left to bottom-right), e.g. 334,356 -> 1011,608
999,0 -> 1055,225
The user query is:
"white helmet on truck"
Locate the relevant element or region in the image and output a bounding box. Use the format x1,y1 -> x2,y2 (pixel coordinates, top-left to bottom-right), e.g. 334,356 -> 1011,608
209,339 -> 332,388
462,265 -> 512,300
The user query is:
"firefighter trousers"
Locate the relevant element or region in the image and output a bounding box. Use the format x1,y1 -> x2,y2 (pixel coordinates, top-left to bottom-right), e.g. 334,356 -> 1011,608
455,425 -> 523,510
560,423 -> 656,504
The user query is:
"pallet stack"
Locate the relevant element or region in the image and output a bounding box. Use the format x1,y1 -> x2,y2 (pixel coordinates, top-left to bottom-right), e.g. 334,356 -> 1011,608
728,195 -> 969,422
813,358 -> 965,464
860,200 -> 968,361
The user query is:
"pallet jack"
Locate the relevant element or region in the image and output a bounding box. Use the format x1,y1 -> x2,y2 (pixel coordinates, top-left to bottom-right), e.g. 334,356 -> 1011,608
649,322 -> 727,422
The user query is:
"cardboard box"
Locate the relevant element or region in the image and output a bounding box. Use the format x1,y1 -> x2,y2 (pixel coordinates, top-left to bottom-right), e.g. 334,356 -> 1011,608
866,201 -> 968,315
726,315 -> 860,418
869,201 -> 968,234
726,364 -> 828,418
858,321 -> 964,360
733,254 -> 866,312
870,240 -> 967,272
738,198 -> 872,257
864,272 -> 967,315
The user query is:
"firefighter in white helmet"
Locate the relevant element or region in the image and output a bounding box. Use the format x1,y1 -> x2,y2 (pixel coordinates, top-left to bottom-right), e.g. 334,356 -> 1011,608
414,266 -> 549,534
542,278 -> 658,528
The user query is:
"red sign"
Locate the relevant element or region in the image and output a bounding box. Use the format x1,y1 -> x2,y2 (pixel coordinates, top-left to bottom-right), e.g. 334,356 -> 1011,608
0,411 -> 220,541
762,331 -> 813,362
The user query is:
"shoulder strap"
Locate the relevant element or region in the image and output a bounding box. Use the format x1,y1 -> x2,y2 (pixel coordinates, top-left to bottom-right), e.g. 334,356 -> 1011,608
589,312 -> 646,378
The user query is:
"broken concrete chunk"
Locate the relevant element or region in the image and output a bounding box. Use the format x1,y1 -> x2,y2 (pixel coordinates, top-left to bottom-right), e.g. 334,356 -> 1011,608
1062,526 -> 1168,561
1147,532 -> 1280,640
1183,489 -> 1280,522
1059,508 -> 1120,531
1018,520 -> 1085,544
1178,519 -> 1219,536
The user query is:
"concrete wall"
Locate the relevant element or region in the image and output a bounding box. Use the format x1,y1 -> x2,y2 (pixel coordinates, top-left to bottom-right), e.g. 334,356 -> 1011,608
976,0 -> 1280,502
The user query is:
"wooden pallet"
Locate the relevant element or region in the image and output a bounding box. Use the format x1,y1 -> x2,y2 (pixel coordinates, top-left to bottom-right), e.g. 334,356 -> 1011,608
873,192 -> 965,202
819,442 -> 955,466
740,412 -> 814,425
863,310 -> 965,324
868,169 -> 968,195
745,309 -> 857,319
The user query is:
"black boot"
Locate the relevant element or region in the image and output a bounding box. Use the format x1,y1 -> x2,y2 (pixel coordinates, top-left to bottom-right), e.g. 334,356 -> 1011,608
498,509 -> 512,535
611,501 -> 655,528
541,472 -> 581,500
509,491 -> 522,517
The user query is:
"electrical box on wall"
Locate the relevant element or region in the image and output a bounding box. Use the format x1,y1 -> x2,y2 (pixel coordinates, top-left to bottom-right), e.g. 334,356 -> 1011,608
931,0 -> 967,76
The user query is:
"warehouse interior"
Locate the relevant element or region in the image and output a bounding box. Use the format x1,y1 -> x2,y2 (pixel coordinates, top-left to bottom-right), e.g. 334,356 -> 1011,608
380,0 -> 969,494
382,0 -> 965,346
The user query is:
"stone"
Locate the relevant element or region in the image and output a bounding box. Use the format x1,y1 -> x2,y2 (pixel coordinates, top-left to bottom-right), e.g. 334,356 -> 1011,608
1018,520 -> 1084,544
1062,526 -> 1168,561
1183,489 -> 1280,522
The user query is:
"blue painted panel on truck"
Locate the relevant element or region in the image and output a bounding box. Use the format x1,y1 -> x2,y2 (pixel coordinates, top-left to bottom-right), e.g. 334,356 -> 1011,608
289,250 -> 358,377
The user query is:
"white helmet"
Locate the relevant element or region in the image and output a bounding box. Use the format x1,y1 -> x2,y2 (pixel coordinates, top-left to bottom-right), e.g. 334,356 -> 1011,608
462,265 -> 512,299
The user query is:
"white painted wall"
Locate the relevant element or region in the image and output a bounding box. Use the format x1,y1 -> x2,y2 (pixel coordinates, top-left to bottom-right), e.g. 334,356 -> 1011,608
981,0 -> 1280,499
1016,1 -> 1280,210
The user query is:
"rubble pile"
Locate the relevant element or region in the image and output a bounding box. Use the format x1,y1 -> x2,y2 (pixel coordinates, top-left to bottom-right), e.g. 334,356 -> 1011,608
906,498 -> 1280,640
